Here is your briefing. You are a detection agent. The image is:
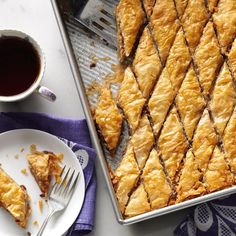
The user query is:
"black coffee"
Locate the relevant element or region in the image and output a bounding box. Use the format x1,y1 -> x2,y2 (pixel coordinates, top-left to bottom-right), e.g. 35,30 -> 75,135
0,36 -> 40,96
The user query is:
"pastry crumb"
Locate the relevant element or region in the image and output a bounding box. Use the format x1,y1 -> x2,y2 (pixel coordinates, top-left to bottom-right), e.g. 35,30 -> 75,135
38,199 -> 43,212
14,154 -> 19,159
21,168 -> 28,175
33,220 -> 38,226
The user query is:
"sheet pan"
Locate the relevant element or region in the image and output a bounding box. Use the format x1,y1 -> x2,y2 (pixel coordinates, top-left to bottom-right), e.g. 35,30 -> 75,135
50,0 -> 236,225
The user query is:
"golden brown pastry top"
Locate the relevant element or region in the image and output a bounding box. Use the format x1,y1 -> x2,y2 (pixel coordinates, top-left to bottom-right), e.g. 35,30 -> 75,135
175,0 -> 188,18
95,87 -> 123,152
27,144 -> 62,195
116,0 -> 145,61
118,67 -> 146,132
207,0 -> 219,13
165,28 -> 191,92
194,21 -> 223,96
228,38 -> 236,78
204,146 -> 233,192
0,167 -> 30,228
213,0 -> 236,52
158,107 -> 188,180
176,66 -> 206,140
210,63 -> 236,135
192,109 -> 218,172
148,68 -> 175,135
143,0 -> 155,17
176,149 -> 205,203
124,183 -> 151,217
115,145 -> 140,213
223,108 -> 236,177
181,0 -> 209,52
133,27 -> 162,99
131,115 -> 154,169
142,149 -> 172,209
150,0 -> 180,63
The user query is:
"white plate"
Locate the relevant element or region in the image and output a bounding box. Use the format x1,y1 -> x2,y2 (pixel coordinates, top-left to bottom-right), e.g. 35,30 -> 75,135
0,129 -> 85,236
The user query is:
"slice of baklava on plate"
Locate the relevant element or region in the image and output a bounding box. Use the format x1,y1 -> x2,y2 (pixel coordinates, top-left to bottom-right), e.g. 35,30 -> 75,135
27,144 -> 63,197
0,167 -> 30,228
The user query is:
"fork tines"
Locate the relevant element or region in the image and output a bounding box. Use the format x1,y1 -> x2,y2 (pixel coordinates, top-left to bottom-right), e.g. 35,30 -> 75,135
50,165 -> 80,200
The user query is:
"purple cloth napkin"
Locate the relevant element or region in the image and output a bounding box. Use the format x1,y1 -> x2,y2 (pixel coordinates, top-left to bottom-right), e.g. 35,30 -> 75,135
175,194 -> 236,236
0,112 -> 97,236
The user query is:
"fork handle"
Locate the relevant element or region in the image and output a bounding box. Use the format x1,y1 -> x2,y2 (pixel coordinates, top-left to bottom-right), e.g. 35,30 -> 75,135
36,209 -> 56,236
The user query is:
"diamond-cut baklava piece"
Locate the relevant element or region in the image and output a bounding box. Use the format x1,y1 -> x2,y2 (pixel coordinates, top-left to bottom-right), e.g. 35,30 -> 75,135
204,146 -> 233,192
116,0 -> 145,62
176,66 -> 206,140
223,108 -> 236,179
124,183 -> 151,217
228,38 -> 236,78
95,87 -> 123,153
176,149 -> 205,203
143,0 -> 155,17
27,144 -> 63,196
210,63 -> 236,135
192,109 -> 218,172
142,149 -> 172,209
165,28 -> 192,92
175,0 -> 188,18
131,115 -> 154,169
213,0 -> 236,52
114,145 -> 140,213
158,107 -> 188,180
194,21 -> 223,96
148,68 -> 175,135
118,67 -> 146,132
181,0 -> 209,52
0,167 -> 30,228
150,0 -> 180,63
133,27 -> 162,99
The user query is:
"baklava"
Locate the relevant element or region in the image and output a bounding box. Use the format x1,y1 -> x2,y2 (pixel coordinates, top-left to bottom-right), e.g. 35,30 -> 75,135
27,144 -> 63,196
0,167 -> 30,228
94,0 -> 236,218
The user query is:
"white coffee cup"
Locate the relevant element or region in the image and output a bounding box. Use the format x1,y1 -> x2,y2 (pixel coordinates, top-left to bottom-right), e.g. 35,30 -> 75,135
0,29 -> 56,102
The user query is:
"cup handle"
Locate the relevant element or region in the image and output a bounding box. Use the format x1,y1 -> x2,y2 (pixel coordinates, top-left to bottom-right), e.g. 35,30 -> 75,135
36,86 -> 56,102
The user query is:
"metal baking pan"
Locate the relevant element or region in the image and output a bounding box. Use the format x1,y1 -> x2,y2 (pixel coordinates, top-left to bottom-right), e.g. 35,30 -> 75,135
50,0 -> 236,225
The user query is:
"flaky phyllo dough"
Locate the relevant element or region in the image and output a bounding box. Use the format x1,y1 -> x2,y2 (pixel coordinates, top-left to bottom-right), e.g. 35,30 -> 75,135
130,115 -> 154,169
0,167 -> 31,228
133,27 -> 162,99
176,66 -> 205,140
158,107 -> 188,181
95,87 -> 123,153
176,149 -> 205,203
204,147 -> 233,192
142,149 -> 172,209
93,0 -> 236,218
210,63 -> 236,135
213,0 -> 236,53
27,144 -> 63,196
118,67 -> 146,132
114,144 -> 140,214
116,0 -> 145,62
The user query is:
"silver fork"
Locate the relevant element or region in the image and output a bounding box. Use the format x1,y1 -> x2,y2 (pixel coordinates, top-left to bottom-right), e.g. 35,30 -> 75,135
36,166 -> 80,236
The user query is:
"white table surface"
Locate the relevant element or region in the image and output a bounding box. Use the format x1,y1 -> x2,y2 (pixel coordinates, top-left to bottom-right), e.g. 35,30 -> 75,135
0,1 -> 190,235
